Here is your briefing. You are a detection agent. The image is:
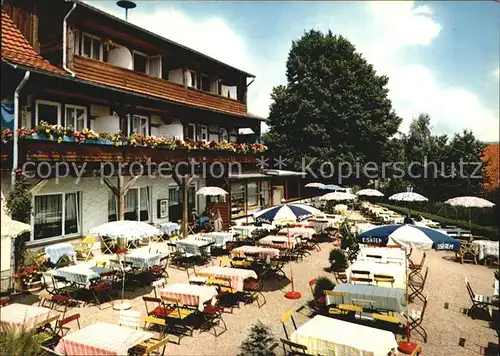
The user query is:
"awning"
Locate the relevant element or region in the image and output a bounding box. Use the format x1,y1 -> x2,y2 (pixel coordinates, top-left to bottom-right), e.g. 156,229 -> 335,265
238,128 -> 255,135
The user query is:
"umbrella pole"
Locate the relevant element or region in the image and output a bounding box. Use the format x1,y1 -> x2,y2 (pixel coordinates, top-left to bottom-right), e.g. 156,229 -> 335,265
285,224 -> 301,299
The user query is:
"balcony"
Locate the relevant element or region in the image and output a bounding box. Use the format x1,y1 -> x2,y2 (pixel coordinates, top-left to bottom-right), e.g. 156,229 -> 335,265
72,56 -> 248,116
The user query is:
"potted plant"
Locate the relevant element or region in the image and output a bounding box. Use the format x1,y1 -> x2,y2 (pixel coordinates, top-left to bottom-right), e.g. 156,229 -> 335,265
329,248 -> 347,271
313,276 -> 335,300
238,321 -> 276,356
14,265 -> 42,292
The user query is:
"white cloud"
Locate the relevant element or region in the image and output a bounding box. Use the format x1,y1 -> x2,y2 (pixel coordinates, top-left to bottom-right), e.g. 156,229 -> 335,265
85,1 -> 498,141
493,67 -> 500,78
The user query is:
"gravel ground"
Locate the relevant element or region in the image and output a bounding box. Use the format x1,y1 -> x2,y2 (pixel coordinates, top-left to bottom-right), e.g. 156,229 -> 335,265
23,218 -> 498,355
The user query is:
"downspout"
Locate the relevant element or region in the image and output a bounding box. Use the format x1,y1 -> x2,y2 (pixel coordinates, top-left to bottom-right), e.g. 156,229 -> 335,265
63,3 -> 77,76
12,71 -> 31,187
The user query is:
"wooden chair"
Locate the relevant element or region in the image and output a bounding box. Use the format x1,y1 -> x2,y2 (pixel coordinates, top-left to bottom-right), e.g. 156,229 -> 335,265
218,256 -> 232,267
199,299 -> 227,337
373,313 -> 401,333
33,314 -> 60,346
325,290 -> 347,315
456,242 -> 477,265
151,278 -> 167,299
86,275 -> 114,309
332,269 -> 347,283
278,338 -> 315,356
57,313 -> 81,336
160,296 -> 195,344
405,293 -> 428,343
243,278 -> 266,308
150,256 -> 170,280
131,336 -> 169,356
186,267 -> 208,285
374,274 -> 395,288
143,296 -> 172,318
118,309 -> 141,329
74,236 -> 97,261
409,252 -> 427,281
409,267 -> 429,302
465,277 -> 496,318
95,260 -> 107,268
143,315 -> 168,339
308,279 -> 326,312
280,309 -> 297,340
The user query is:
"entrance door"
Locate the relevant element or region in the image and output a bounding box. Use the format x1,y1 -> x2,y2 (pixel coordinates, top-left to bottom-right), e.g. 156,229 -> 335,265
272,186 -> 284,206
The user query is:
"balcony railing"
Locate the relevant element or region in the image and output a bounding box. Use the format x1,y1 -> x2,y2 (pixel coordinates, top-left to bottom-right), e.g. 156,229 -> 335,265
72,56 -> 248,116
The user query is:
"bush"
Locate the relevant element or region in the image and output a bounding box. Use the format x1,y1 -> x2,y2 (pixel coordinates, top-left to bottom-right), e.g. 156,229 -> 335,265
5,170 -> 32,223
379,203 -> 499,240
238,321 -> 276,356
313,276 -> 335,299
329,249 -> 347,269
0,329 -> 51,356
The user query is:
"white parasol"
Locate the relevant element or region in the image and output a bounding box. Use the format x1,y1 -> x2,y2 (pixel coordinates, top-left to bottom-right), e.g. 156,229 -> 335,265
89,220 -> 162,239
1,192 -> 32,239
444,196 -> 495,208
389,192 -> 428,202
196,186 -> 228,196
356,189 -> 384,197
319,192 -> 357,201
304,182 -> 325,188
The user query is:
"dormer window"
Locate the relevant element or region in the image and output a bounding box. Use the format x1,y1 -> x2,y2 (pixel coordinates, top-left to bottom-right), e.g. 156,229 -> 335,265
81,32 -> 102,61
133,51 -> 147,73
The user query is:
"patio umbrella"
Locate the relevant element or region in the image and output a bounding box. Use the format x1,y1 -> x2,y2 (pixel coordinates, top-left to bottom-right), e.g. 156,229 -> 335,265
389,191 -> 428,216
319,192 -> 357,201
89,220 -> 162,240
196,186 -> 228,196
291,203 -> 322,216
356,189 -> 384,197
253,203 -> 313,300
304,182 -> 325,188
444,196 -> 495,235
321,184 -> 343,191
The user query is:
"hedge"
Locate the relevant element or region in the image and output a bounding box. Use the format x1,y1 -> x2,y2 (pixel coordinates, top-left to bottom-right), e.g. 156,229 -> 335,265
378,203 -> 499,241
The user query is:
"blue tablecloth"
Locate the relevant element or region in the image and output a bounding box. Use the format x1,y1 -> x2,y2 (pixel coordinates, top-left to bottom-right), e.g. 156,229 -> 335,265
44,243 -> 76,263
158,222 -> 180,235
326,284 -> 406,313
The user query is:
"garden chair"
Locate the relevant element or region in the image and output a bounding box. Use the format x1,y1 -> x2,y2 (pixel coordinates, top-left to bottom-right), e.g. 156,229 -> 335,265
373,313 -> 401,333
409,267 -> 429,303
50,295 -> 71,319
333,269 -> 347,283
243,278 -> 266,308
38,292 -> 53,309
186,266 -> 208,285
405,293 -> 428,343
456,242 -> 477,265
409,252 -> 427,281
465,277 -> 496,318
131,336 -> 169,356
374,274 -> 395,288
218,256 -> 232,267
26,250 -> 48,269
74,236 -> 97,261
152,278 -> 167,299
118,309 -> 141,329
275,338 -> 315,356
160,296 -> 195,344
280,309 -> 297,340
33,314 -> 60,346
57,313 -> 81,337
266,255 -> 287,280
200,299 -> 227,337
51,275 -> 79,299
95,260 -> 107,268
308,279 -> 327,312
143,296 -> 172,318
150,255 -> 170,280
143,315 -> 168,339
86,275 -> 113,309
325,290 -> 348,316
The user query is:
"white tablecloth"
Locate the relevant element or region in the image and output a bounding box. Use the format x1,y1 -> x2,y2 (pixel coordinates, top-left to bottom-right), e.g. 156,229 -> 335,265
124,251 -> 162,269
160,283 -> 217,311
200,232 -> 234,248
231,225 -> 258,237
472,240 -> 499,260
258,235 -> 297,249
231,245 -> 280,262
51,264 -> 110,287
291,315 -> 398,356
348,260 -> 407,290
176,239 -> 211,256
279,227 -> 316,238
158,222 -> 180,235
357,247 -> 406,264
45,243 -> 76,263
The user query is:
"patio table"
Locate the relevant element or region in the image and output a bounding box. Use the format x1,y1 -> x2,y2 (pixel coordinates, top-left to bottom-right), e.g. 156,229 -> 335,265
231,245 -> 280,261
158,222 -> 180,235
472,240 -> 499,261
196,266 -> 257,292
290,315 -> 398,356
202,232 -> 235,248
51,264 -> 111,287
176,239 -> 211,256
231,225 -> 258,238
159,283 -> 218,311
347,260 -> 407,290
124,251 -> 162,269
279,227 -> 316,238
307,218 -> 337,232
0,304 -> 52,333
326,284 -> 406,313
258,235 -> 298,249
54,321 -> 153,355
45,243 -> 76,263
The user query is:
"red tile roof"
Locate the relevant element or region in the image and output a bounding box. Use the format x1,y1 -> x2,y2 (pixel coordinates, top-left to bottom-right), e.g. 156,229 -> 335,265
1,9 -> 66,75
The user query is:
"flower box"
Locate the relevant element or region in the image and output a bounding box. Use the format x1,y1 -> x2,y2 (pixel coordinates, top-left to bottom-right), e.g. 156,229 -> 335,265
86,138 -> 114,145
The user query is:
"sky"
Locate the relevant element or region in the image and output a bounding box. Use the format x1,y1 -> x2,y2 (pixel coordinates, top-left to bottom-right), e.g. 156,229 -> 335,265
85,0 -> 499,142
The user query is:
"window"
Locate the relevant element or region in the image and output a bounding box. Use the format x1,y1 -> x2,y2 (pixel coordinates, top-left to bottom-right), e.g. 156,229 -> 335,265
198,125 -> 208,141
36,101 -> 61,126
186,70 -> 197,88
186,123 -> 196,140
200,74 -> 211,92
33,192 -> 81,240
231,182 -> 245,218
81,33 -> 102,60
131,114 -> 148,136
65,105 -> 87,131
108,187 -> 151,222
219,127 -> 228,142
167,185 -> 196,222
133,52 -> 147,73
247,181 -> 260,209
261,181 -> 270,208
148,56 -> 162,78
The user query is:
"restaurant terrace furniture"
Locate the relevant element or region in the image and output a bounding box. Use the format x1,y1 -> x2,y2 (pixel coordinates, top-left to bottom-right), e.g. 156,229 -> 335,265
278,338 -> 314,356
51,264 -> 111,288
465,277 -> 498,317
0,304 -> 53,333
196,266 -> 258,292
243,278 -> 266,308
201,232 -> 235,248
291,315 -> 398,355
326,284 -> 406,313
45,243 -> 77,264
55,321 -> 153,355
258,235 -> 297,249
176,238 -> 212,257
186,266 -> 209,285
157,222 -> 180,236
472,240 -> 499,261
159,283 -> 218,311
74,236 -> 98,261
231,225 -> 258,238
281,309 -> 298,340
57,313 -> 81,337
357,247 -> 406,264
86,271 -> 116,309
409,267 -> 429,303
406,294 -> 429,343
308,279 -> 327,312
279,227 -> 317,239
150,255 -> 170,280
160,296 -> 195,344
123,250 -> 162,270
409,252 -> 427,281
347,260 -> 407,290
230,245 -> 280,262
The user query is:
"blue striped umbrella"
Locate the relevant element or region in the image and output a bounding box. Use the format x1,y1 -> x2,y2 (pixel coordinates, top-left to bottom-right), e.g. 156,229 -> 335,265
253,204 -> 313,225
356,224 -> 460,251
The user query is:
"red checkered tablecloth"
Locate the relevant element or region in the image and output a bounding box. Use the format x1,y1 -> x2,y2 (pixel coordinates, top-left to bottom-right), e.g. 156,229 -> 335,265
258,235 -> 298,249
196,266 -> 257,291
54,322 -> 153,355
231,245 -> 280,260
159,283 -> 218,311
0,304 -> 52,333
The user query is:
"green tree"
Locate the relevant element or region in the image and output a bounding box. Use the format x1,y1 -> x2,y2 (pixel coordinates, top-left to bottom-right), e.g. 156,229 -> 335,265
5,170 -> 32,223
238,321 -> 276,356
264,30 -> 401,184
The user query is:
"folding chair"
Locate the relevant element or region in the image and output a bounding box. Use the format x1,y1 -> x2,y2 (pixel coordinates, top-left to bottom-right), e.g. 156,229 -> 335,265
279,338 -> 315,356
409,267 -> 429,302
150,256 -> 170,280
325,290 -> 347,316
57,313 -> 81,337
86,275 -> 113,309
26,250 -> 48,269
406,293 -> 428,343
74,236 -> 98,261
33,314 -> 60,346
51,276 -> 79,299
131,336 -> 169,356
51,295 -> 71,319
186,266 -> 208,285
280,309 -> 297,340
200,299 -> 227,337
161,296 -> 195,344
374,274 -> 395,288
409,252 -> 427,281
143,315 -> 168,339
267,255 -> 287,280
152,278 -> 167,299
143,296 -> 172,318
333,269 -> 347,283
373,313 -> 401,333
308,279 -> 326,312
95,260 -> 107,268
243,278 -> 266,308
465,277 -> 496,318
